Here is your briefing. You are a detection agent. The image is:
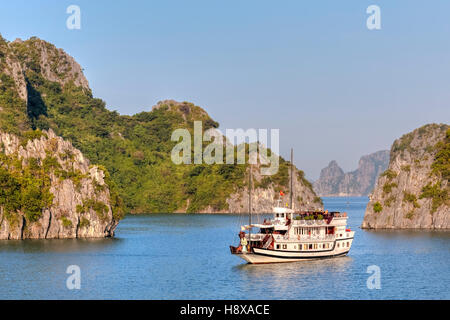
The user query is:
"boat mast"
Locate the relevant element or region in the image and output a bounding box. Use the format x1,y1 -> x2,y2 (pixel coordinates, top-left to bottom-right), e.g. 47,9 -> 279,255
290,148 -> 294,210
248,164 -> 252,247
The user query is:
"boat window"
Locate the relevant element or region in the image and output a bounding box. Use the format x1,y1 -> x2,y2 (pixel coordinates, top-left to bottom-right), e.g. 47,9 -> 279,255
276,244 -> 280,249
337,243 -> 340,248
309,244 -> 312,250
282,244 -> 287,250
299,244 -> 302,250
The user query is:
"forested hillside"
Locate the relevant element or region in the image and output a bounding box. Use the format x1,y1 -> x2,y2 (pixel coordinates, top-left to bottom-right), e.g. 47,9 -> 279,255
1,36 -> 321,213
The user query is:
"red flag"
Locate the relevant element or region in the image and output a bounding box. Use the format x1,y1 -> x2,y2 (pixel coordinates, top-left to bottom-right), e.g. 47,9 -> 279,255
279,191 -> 285,196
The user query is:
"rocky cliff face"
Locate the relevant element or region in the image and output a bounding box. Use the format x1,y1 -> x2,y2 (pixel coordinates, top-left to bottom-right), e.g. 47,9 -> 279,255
362,124 -> 449,229
313,150 -> 389,196
11,37 -> 89,90
0,129 -> 118,239
313,161 -> 345,196
0,39 -> 27,102
0,34 -> 120,239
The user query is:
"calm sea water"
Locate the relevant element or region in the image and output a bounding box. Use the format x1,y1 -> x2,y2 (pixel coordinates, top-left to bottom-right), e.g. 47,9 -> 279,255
0,197 -> 449,300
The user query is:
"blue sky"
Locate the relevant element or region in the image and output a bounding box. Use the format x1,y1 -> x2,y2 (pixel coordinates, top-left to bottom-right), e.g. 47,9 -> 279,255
1,0 -> 449,179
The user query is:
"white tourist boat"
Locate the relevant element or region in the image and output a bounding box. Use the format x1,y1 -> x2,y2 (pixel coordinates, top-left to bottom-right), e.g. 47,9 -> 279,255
230,204 -> 354,264
230,149 -> 354,264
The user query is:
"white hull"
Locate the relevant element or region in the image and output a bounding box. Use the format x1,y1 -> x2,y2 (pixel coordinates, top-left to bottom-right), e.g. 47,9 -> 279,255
237,249 -> 350,264
235,239 -> 352,264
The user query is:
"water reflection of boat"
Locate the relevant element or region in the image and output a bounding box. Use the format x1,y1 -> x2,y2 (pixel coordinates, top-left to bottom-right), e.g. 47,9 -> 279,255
232,256 -> 353,296
230,149 -> 355,264
234,255 -> 352,276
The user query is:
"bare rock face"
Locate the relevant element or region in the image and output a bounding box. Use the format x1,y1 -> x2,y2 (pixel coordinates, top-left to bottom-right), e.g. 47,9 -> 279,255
0,129 -> 118,239
151,100 -> 218,126
362,124 -> 449,229
314,151 -> 389,197
1,48 -> 27,102
10,37 -> 89,90
200,165 -> 323,214
313,161 -> 345,196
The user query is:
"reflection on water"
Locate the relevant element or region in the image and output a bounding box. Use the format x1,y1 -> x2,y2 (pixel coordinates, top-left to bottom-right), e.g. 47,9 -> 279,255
364,229 -> 450,240
0,238 -> 121,254
234,256 -> 352,277
229,256 -> 361,299
232,257 -> 354,298
0,197 -> 448,299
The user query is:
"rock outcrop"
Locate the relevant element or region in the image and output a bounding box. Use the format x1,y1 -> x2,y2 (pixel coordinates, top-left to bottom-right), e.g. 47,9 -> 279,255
0,40 -> 27,102
11,37 -> 89,90
313,161 -> 345,196
362,124 -> 449,229
0,129 -> 118,239
313,151 -> 389,197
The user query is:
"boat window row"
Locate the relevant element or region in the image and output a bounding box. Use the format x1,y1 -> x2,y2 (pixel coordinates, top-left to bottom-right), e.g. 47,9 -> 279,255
336,241 -> 351,248
274,240 -> 352,251
275,242 -> 333,251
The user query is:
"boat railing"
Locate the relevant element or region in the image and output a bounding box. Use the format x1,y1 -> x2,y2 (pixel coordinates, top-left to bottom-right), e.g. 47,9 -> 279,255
292,220 -> 325,226
271,219 -> 289,227
247,234 -> 266,241
273,234 -> 335,241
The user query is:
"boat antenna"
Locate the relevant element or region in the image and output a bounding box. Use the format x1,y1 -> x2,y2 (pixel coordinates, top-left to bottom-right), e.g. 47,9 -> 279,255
290,148 -> 294,210
248,164 -> 253,248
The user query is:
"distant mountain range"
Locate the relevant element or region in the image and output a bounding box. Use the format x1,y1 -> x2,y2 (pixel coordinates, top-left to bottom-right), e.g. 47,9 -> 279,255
313,150 -> 390,197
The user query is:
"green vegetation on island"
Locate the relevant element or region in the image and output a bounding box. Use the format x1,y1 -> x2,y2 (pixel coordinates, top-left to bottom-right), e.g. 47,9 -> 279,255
0,36 -> 320,214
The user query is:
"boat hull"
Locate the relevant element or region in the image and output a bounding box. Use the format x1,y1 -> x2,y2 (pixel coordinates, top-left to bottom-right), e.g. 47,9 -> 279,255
235,247 -> 350,264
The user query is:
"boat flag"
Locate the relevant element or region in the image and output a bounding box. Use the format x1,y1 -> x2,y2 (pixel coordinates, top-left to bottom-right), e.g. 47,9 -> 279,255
279,191 -> 285,196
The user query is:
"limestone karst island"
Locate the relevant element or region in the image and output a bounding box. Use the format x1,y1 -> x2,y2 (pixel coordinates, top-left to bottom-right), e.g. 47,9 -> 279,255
0,36 -> 323,239
362,124 -> 449,229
